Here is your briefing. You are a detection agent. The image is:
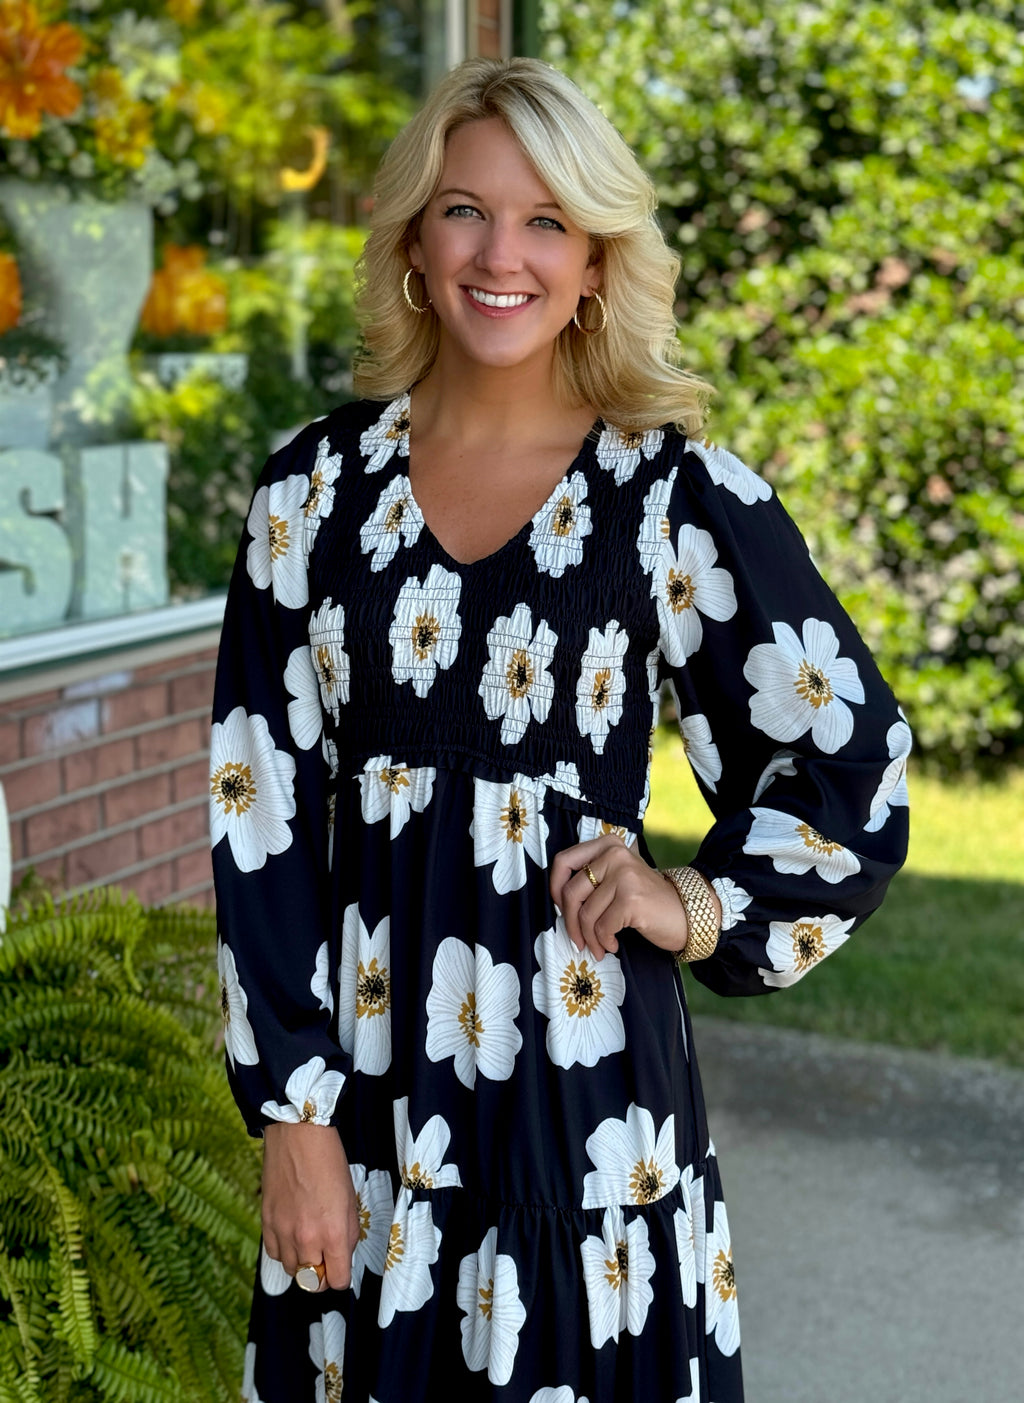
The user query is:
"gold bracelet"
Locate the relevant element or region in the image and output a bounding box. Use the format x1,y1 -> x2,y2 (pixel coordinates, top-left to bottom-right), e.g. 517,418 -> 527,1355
662,867 -> 720,964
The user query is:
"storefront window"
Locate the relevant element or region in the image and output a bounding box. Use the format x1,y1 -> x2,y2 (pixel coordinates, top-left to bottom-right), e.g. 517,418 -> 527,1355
0,0 -> 446,645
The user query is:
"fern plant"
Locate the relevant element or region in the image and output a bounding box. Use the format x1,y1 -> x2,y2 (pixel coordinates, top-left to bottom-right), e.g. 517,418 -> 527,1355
0,891 -> 261,1402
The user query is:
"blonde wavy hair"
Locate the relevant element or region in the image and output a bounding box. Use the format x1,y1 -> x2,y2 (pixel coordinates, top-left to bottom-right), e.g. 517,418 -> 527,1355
353,58 -> 712,434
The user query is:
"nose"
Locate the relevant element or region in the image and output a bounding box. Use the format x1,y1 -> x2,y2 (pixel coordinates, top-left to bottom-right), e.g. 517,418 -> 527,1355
474,217 -> 524,276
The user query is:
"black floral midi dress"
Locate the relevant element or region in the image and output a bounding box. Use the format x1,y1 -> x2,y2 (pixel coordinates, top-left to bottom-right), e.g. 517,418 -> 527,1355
211,395 -> 910,1403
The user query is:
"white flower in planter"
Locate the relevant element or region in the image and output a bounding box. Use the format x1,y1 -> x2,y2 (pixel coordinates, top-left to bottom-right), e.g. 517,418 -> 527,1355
338,903 -> 392,1077
579,1206 -> 656,1347
527,470 -> 593,577
652,524 -> 737,667
425,937 -> 522,1090
245,472 -> 310,609
686,437 -> 772,505
759,912 -> 856,988
457,1226 -> 528,1385
260,1055 -> 345,1126
360,474 -> 425,571
576,620 -> 629,754
582,1102 -> 680,1210
389,564 -> 463,697
531,917 -> 626,1070
360,393 -> 411,473
216,939 -> 259,1071
596,424 -> 664,485
209,706 -> 295,873
744,807 -> 861,884
479,601 -> 558,744
744,618 -> 865,754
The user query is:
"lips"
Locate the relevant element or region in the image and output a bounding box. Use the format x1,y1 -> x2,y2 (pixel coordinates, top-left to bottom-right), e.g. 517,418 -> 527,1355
465,287 -> 535,309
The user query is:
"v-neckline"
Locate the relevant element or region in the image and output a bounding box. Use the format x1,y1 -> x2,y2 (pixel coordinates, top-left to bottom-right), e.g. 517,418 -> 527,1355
403,403 -> 602,571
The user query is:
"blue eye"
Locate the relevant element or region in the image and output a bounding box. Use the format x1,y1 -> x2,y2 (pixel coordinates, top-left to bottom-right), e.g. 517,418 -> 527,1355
443,204 -> 480,219
532,216 -> 567,232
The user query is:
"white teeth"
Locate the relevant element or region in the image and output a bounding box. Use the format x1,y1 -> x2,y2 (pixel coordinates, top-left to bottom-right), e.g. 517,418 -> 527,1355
467,288 -> 532,308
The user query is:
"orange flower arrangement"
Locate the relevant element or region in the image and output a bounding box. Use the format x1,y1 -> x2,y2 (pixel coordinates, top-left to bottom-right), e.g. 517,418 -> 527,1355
0,249 -> 22,335
0,0 -> 84,140
140,244 -> 228,339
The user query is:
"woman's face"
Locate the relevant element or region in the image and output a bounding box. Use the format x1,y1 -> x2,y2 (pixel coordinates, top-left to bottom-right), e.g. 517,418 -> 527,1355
409,117 -> 600,377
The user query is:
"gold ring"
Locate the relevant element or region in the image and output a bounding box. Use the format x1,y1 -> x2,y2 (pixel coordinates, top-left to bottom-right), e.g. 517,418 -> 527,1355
583,863 -> 600,889
295,1262 -> 325,1292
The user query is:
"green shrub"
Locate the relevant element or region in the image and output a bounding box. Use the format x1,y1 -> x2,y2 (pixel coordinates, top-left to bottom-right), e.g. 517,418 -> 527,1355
0,891 -> 259,1402
543,0 -> 1024,771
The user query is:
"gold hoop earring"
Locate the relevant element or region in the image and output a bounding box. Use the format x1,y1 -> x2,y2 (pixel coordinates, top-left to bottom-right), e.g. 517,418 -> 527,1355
403,268 -> 431,314
573,290 -> 607,336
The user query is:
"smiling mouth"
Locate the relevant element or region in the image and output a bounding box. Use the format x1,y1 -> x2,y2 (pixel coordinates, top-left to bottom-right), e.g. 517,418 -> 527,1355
465,287 -> 535,309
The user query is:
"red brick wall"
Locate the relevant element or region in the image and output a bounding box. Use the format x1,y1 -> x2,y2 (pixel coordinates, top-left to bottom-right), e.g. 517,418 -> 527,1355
1,641 -> 217,908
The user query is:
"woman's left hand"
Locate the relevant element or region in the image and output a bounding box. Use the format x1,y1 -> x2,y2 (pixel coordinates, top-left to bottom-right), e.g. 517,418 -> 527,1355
550,834 -> 696,962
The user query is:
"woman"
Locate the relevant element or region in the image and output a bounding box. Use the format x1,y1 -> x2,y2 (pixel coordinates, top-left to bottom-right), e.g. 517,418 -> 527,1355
212,57 -> 909,1403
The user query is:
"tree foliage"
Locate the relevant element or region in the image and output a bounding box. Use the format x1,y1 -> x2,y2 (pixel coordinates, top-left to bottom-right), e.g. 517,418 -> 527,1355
542,0 -> 1024,769
0,891 -> 259,1402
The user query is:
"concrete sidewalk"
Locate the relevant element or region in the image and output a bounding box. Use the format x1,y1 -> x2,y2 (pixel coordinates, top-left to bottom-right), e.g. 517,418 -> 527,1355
692,1018 -> 1024,1403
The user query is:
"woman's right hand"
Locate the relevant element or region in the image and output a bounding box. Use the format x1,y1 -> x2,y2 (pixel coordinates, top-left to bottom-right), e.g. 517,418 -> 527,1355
261,1122 -> 361,1291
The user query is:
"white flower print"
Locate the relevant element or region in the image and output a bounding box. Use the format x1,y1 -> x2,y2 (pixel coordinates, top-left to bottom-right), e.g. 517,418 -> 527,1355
711,877 -> 752,932
302,436 -> 343,565
209,707 -> 296,873
582,1103 -> 681,1210
377,1190 -> 441,1328
596,424 -> 664,485
359,755 -> 436,839
425,937 -> 522,1090
308,1309 -> 345,1403
470,774 -> 549,896
532,917 -> 626,1070
260,1056 -> 345,1126
744,806 -> 861,884
576,620 -> 629,754
393,1096 -> 463,1191
704,1200 -> 740,1357
241,1341 -> 261,1403
527,470 -> 593,577
390,564 -> 463,698
348,1162 -> 394,1297
338,903 -> 392,1077
311,940 -> 333,1015
360,393 -> 411,473
686,436 -> 772,505
676,1357 -> 702,1403
653,525 -> 737,667
744,618 -> 865,754
245,473 -> 309,609
538,760 -> 585,802
283,644 -> 323,751
479,602 -> 558,745
577,815 -> 636,848
865,718 -> 912,832
259,1243 -> 291,1297
752,748 -> 800,803
673,1165 -> 706,1309
529,1391 -> 589,1403
360,474 -> 425,571
677,710 -> 722,793
217,939 -> 259,1070
308,599 -> 351,725
637,469 -> 677,576
457,1226 -> 528,1386
759,912 -> 857,988
580,1206 -> 656,1349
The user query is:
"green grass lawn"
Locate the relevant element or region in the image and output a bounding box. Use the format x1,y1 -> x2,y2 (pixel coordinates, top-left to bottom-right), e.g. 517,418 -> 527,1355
645,726 -> 1024,1066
